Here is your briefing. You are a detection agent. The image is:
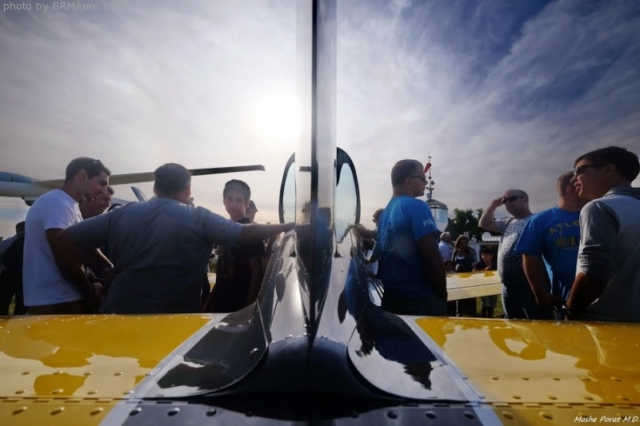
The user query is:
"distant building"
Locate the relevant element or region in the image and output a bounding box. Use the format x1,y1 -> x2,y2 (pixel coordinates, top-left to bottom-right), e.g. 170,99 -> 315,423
426,199 -> 449,233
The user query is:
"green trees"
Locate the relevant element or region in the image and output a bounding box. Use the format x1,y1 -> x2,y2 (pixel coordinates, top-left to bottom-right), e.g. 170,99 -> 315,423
446,208 -> 484,241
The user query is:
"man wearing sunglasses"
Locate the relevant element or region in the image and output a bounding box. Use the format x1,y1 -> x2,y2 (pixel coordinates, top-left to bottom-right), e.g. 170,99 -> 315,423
479,189 -> 551,319
566,146 -> 640,322
369,159 -> 447,316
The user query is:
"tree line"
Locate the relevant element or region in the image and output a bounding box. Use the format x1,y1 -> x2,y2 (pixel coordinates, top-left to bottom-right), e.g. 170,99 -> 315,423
445,208 -> 501,241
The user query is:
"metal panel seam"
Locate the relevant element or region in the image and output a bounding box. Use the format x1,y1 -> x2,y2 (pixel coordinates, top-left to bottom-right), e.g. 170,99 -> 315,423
403,317 -> 503,426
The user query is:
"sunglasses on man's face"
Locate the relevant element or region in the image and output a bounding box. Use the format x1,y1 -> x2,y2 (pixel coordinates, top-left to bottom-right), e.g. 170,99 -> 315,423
573,163 -> 600,177
502,195 -> 523,204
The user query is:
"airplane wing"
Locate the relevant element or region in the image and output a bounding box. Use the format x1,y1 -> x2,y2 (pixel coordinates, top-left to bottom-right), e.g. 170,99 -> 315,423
1,253 -> 637,425
446,271 -> 503,300
34,165 -> 266,188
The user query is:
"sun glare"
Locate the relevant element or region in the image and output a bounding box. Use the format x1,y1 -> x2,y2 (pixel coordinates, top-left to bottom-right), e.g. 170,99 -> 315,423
249,93 -> 301,145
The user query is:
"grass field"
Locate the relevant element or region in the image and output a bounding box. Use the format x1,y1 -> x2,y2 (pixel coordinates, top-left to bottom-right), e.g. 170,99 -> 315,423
476,296 -> 504,318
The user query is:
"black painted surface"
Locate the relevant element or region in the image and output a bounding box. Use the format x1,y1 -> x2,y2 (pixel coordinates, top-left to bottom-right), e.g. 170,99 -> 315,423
121,397 -> 488,426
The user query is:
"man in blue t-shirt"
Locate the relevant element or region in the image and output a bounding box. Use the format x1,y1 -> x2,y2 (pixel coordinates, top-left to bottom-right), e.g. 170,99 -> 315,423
515,171 -> 587,313
375,159 -> 447,316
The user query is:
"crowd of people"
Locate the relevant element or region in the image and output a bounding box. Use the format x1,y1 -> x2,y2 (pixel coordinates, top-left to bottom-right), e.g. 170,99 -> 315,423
0,146 -> 638,324
356,146 -> 640,323
0,159 -> 293,315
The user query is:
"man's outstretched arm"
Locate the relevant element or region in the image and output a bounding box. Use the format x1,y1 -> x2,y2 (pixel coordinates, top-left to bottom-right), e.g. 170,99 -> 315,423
236,223 -> 295,244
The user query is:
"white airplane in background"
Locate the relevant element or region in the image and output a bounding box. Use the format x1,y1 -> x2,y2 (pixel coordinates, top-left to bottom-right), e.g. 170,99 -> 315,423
0,164 -> 265,206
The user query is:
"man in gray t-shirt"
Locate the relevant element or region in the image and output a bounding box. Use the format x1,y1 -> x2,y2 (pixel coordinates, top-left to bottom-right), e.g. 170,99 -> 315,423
567,146 -> 640,322
480,190 -> 553,320
58,163 -> 293,314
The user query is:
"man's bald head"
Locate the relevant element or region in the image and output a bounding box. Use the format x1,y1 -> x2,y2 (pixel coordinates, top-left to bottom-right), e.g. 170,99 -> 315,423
502,188 -> 531,219
504,189 -> 528,200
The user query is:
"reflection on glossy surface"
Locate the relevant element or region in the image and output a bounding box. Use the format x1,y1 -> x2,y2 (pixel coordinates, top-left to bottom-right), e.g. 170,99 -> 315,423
345,248 -> 466,400
417,318 -> 640,404
335,148 -> 360,241
153,300 -> 267,395
279,155 -> 296,224
294,0 -> 337,329
0,315 -> 210,398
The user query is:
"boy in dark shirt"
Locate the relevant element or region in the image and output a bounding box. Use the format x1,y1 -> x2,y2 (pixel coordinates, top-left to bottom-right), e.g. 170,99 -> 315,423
474,246 -> 498,317
205,180 -> 265,312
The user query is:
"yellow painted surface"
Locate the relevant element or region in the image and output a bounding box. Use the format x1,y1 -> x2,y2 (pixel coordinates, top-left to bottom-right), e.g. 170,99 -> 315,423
0,399 -> 118,426
417,317 -> 640,423
496,405 -> 640,425
0,314 -> 211,426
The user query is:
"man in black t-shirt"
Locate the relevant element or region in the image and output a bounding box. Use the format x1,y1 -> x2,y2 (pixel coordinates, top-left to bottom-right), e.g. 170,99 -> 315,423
205,180 -> 265,313
0,222 -> 26,315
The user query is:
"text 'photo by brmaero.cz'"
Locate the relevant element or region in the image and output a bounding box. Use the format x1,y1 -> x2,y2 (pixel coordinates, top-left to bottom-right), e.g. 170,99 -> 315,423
3,2 -> 126,13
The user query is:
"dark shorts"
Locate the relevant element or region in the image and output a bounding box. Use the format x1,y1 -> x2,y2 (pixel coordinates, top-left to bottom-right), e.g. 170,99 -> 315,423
501,284 -> 554,320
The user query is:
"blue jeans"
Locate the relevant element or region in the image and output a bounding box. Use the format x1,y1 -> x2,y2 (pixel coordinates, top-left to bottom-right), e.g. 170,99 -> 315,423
501,284 -> 554,320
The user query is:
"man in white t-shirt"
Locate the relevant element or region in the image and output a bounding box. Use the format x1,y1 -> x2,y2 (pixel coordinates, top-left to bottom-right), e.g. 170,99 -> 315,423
23,157 -> 111,315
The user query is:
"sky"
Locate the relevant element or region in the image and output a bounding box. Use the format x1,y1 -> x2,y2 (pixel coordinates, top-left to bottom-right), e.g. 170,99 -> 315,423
1,0 -> 639,238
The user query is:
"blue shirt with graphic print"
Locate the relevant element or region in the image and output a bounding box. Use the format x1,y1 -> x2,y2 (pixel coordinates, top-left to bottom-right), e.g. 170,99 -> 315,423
378,195 -> 439,298
515,206 -> 580,301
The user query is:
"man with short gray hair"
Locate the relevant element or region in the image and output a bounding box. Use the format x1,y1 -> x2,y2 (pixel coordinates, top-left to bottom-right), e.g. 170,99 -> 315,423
375,159 -> 447,316
438,232 -> 453,262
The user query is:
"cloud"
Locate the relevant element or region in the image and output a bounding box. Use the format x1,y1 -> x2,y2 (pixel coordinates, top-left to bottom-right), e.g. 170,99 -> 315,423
0,0 -> 296,236
337,0 -> 640,225
1,0 -> 639,238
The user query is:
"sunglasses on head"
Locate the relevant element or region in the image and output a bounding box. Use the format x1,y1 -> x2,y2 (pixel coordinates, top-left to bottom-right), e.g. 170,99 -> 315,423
502,195 -> 523,204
